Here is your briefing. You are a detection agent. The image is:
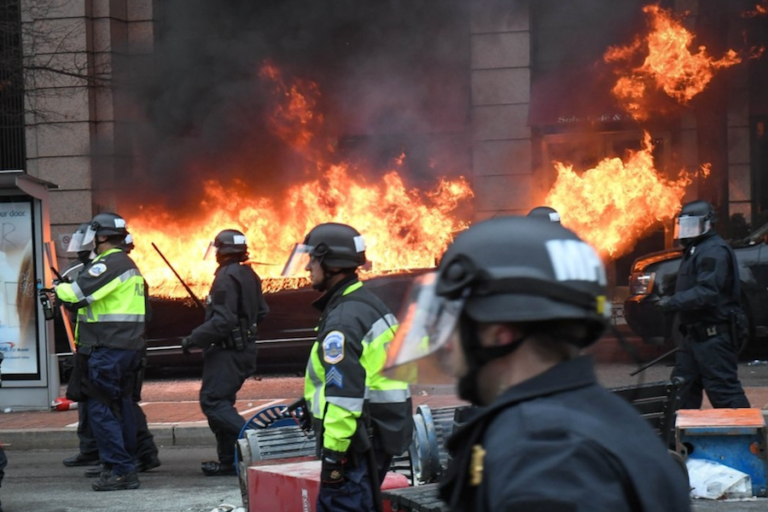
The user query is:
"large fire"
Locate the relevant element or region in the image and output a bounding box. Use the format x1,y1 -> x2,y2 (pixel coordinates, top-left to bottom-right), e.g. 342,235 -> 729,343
128,63 -> 473,298
545,132 -> 709,260
604,5 -> 741,120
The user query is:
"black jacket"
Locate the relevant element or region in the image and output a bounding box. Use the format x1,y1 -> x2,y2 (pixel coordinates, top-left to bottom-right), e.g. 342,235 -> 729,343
440,357 -> 691,512
670,232 -> 740,325
188,261 -> 269,347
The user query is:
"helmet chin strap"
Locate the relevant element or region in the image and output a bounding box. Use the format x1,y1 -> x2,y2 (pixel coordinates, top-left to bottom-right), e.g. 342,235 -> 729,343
456,315 -> 529,406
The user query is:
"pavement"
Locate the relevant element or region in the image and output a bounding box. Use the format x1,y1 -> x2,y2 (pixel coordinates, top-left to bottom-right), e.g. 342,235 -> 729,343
2,327 -> 768,451
0,378 -> 468,451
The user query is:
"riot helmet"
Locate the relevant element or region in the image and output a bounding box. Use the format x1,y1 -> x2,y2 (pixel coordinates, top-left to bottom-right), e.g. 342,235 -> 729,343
674,200 -> 716,246
385,216 -> 610,404
527,205 -> 561,223
81,212 -> 129,249
204,229 -> 248,262
66,222 -> 95,254
282,222 -> 366,277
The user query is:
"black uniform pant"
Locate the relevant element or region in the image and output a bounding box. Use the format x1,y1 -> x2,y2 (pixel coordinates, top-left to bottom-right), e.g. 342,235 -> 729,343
77,365 -> 159,464
672,332 -> 750,409
200,343 -> 258,465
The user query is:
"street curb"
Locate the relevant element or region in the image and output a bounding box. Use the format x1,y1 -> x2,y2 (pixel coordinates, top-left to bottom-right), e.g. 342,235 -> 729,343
1,425 -> 215,451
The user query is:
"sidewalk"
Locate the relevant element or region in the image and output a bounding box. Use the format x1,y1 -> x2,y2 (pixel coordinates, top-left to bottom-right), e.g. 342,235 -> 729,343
2,384 -> 767,451
0,384 -> 467,451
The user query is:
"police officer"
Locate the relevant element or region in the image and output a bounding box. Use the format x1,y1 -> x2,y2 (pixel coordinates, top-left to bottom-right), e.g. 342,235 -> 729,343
385,217 -> 691,512
282,222 -> 413,512
655,200 -> 750,409
83,233 -> 161,477
55,212 -> 146,491
181,229 -> 269,476
526,205 -> 561,223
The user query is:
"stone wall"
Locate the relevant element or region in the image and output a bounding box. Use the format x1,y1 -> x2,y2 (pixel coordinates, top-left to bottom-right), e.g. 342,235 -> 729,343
470,0 -> 532,222
21,0 -> 152,264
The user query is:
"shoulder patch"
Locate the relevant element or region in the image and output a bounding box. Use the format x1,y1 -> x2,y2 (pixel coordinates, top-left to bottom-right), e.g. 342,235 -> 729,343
88,263 -> 107,277
322,331 -> 345,364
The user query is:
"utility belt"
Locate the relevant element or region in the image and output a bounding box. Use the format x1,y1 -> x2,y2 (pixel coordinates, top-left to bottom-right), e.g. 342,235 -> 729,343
216,319 -> 258,351
680,322 -> 730,341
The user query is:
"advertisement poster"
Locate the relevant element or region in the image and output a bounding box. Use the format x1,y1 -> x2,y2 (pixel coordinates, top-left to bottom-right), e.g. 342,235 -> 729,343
0,199 -> 37,376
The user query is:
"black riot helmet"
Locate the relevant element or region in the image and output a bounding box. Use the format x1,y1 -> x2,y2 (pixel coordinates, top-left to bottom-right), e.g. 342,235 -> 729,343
205,229 -> 248,261
674,199 -> 717,245
82,212 -> 129,248
305,222 -> 366,268
437,217 -> 608,340
384,217 -> 610,403
527,205 -> 561,223
282,222 -> 366,277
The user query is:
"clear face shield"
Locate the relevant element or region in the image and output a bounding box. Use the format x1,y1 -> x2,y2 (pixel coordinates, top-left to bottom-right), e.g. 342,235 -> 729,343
281,244 -> 314,277
66,231 -> 85,253
383,272 -> 466,385
81,225 -> 98,248
203,242 -> 217,261
673,215 -> 710,240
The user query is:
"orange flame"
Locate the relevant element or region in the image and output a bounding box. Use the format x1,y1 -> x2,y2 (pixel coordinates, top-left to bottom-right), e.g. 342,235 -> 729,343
605,5 -> 741,120
545,132 -> 708,260
128,63 -> 473,298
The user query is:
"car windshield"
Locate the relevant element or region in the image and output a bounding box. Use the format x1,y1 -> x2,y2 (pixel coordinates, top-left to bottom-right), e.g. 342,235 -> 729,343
738,221 -> 768,246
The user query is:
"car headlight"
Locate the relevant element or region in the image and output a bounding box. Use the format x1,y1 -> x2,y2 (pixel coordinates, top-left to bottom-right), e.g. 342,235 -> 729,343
629,271 -> 655,296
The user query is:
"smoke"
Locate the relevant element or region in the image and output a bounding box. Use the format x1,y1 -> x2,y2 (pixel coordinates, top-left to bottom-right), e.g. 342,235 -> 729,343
122,0 -> 471,215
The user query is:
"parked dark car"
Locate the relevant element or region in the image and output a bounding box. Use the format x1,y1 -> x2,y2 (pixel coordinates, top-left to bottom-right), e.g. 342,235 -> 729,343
624,223 -> 768,358
55,270 -> 424,375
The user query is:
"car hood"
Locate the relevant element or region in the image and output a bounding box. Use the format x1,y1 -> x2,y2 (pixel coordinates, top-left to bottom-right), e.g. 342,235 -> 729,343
630,247 -> 683,273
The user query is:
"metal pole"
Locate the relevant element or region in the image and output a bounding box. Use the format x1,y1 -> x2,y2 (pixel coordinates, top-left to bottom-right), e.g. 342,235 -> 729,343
151,242 -> 205,309
629,347 -> 680,377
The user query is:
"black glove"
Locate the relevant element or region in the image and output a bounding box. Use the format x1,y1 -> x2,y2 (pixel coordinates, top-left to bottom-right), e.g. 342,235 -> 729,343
285,398 -> 312,432
181,336 -> 194,356
653,296 -> 673,312
320,450 -> 347,488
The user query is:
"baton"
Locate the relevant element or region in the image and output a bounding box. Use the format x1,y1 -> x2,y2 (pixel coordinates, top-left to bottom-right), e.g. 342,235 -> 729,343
629,347 -> 680,376
151,242 -> 205,309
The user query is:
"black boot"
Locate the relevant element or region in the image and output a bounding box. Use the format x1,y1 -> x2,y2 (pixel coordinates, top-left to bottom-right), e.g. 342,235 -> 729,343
201,460 -> 236,476
92,471 -> 140,491
63,452 -> 100,467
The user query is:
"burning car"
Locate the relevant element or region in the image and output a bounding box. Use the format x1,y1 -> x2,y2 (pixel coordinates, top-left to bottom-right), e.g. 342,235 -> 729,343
624,222 -> 768,357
